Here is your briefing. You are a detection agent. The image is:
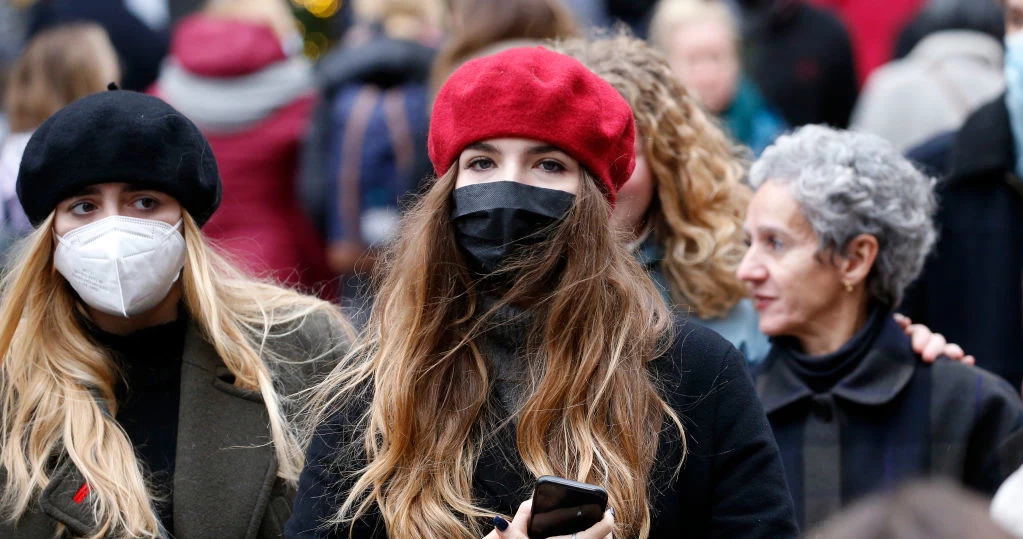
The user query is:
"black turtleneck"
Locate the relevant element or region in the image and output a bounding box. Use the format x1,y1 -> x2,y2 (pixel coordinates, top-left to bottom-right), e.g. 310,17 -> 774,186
775,305 -> 889,393
90,312 -> 187,534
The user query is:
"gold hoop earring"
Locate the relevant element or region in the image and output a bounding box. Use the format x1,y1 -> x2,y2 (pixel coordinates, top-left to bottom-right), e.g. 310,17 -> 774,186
844,282 -> 854,293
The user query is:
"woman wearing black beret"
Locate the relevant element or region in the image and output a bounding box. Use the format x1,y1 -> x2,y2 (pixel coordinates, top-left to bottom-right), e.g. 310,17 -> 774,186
0,90 -> 351,539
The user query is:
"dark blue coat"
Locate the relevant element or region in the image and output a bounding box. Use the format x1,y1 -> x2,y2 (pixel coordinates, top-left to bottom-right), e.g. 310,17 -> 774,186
756,317 -> 1023,530
904,95 -> 1023,391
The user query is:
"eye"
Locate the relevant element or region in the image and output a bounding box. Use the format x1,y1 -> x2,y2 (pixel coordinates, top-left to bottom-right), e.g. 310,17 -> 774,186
466,157 -> 495,171
69,201 -> 96,215
767,235 -> 783,251
132,197 -> 158,210
538,159 -> 566,173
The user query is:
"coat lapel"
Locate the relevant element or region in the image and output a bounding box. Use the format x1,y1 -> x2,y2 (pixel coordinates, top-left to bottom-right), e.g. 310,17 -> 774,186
173,324 -> 278,539
37,459 -> 97,537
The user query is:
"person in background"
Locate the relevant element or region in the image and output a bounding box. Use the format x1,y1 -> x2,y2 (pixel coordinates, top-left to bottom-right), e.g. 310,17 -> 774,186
28,0 -> 169,91
153,0 -> 333,296
0,90 -> 350,538
736,0 -> 858,128
555,32 -> 770,362
740,125 -> 1023,530
0,23 -> 119,257
287,46 -> 798,539
806,0 -> 926,85
902,0 -> 1023,391
429,0 -> 580,95
558,32 -> 974,366
300,0 -> 443,324
894,0 -> 1005,59
649,0 -> 786,155
809,480 -> 1015,539
852,0 -> 1005,153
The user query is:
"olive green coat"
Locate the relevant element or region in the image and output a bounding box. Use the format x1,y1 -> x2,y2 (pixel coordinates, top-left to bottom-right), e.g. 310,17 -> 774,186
0,309 -> 348,538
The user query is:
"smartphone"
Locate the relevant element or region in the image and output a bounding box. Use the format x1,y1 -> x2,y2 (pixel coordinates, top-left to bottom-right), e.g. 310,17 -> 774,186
526,476 -> 608,539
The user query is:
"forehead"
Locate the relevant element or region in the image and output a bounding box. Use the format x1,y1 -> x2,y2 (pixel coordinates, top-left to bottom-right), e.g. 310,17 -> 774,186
747,180 -> 814,236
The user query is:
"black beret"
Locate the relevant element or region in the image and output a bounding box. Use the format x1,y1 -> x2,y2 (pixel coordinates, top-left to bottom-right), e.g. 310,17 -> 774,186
17,90 -> 221,227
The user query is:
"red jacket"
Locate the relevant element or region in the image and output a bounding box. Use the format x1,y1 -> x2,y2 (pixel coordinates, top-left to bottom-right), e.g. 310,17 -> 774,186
152,16 -> 332,295
807,0 -> 926,85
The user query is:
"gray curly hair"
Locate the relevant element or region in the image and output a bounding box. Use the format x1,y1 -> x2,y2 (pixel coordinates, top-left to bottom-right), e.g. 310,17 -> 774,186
749,125 -> 937,307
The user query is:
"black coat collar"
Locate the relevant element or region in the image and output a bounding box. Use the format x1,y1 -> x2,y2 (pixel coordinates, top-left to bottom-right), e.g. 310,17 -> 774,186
757,318 -> 917,415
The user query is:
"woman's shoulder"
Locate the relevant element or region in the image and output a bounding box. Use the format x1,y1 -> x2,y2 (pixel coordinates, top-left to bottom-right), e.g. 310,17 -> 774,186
651,316 -> 751,398
260,303 -> 354,395
696,299 -> 771,364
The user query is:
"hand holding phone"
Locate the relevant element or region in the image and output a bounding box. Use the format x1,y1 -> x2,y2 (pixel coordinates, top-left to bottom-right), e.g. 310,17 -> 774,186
526,476 -> 609,538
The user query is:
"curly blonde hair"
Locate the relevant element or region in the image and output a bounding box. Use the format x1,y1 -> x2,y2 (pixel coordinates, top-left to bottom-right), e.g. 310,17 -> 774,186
554,32 -> 751,319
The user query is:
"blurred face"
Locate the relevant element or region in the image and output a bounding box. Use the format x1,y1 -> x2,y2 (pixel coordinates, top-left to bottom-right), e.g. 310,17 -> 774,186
53,182 -> 183,237
1008,0 -> 1023,36
455,138 -> 581,194
736,180 -> 845,339
666,20 -> 741,115
611,135 -> 656,235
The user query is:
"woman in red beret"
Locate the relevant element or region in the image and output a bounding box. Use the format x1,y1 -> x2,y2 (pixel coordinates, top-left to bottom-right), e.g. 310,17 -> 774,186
286,46 -> 798,539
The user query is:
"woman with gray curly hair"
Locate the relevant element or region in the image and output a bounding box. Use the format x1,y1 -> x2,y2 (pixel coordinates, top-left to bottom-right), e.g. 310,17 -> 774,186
738,125 -> 1023,531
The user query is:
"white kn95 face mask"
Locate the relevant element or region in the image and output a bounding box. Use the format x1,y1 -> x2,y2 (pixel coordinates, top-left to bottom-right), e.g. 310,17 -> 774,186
53,215 -> 187,318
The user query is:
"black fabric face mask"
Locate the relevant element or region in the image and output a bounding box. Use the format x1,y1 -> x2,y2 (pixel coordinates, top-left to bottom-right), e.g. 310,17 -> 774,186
450,181 -> 576,274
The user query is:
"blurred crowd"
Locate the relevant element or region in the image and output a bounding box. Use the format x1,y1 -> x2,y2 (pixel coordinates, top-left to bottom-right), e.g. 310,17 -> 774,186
1,0 -> 1023,537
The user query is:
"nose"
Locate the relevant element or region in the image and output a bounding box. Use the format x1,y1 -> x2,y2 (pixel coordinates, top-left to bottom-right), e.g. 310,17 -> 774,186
736,248 -> 766,284
495,162 -> 527,185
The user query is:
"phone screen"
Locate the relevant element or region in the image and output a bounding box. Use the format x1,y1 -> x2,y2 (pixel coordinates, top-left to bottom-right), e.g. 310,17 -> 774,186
527,478 -> 607,538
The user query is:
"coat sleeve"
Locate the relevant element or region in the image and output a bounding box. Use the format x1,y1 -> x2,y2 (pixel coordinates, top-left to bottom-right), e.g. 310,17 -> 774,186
961,368 -> 1023,493
285,398 -> 387,539
704,338 -> 800,538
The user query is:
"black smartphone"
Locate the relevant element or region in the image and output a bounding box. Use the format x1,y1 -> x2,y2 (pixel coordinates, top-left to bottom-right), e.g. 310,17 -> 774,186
526,476 -> 608,539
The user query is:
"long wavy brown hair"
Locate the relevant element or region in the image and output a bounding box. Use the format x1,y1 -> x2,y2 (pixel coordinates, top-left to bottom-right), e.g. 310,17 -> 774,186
308,164 -> 685,538
554,33 -> 752,320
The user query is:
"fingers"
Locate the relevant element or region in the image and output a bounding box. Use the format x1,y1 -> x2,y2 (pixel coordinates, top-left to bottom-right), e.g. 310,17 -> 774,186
907,324 -> 934,358
941,343 -> 965,360
509,499 -> 532,530
893,313 -> 912,330
488,500 -> 532,539
921,332 -> 948,362
548,507 -> 615,539
962,355 -> 976,366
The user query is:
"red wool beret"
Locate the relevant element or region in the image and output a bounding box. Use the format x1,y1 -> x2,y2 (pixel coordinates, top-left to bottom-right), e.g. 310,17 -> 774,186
428,46 -> 636,203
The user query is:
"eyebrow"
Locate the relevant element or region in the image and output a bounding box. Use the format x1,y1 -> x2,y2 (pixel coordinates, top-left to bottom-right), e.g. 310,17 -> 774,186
465,142 -> 499,153
753,225 -> 790,239
463,142 -> 567,156
66,185 -> 160,198
525,144 -> 564,156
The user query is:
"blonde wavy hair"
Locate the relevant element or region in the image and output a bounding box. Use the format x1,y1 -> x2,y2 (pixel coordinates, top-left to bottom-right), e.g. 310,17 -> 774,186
554,33 -> 752,319
0,212 -> 350,538
307,166 -> 685,538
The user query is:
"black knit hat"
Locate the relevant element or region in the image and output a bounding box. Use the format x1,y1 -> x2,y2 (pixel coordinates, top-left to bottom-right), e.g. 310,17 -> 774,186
17,89 -> 221,227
